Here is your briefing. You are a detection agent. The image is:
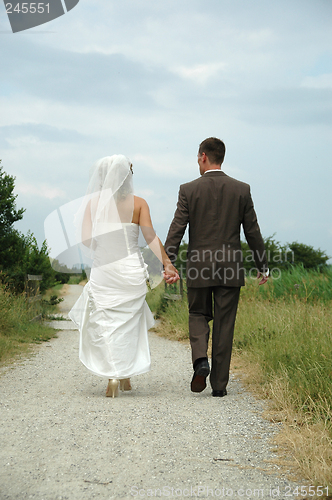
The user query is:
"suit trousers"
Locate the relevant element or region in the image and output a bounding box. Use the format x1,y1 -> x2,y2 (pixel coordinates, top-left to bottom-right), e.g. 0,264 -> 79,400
187,286 -> 241,391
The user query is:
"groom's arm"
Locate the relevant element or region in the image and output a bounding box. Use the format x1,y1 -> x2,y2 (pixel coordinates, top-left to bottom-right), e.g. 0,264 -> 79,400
242,187 -> 268,275
164,185 -> 189,263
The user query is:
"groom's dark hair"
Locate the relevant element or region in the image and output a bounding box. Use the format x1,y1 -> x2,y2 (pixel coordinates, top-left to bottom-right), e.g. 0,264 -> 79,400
199,137 -> 226,165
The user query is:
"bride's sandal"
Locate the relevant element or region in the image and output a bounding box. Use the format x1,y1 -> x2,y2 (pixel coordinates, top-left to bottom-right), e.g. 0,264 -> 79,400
106,379 -> 119,398
119,378 -> 132,391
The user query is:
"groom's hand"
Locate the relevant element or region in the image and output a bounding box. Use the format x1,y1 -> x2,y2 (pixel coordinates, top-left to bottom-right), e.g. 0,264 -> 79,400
257,271 -> 269,285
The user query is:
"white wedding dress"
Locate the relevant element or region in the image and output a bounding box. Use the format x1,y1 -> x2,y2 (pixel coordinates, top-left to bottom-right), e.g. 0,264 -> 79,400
69,223 -> 155,379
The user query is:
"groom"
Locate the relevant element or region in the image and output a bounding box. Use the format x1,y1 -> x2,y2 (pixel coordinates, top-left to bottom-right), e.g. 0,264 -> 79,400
164,137 -> 268,396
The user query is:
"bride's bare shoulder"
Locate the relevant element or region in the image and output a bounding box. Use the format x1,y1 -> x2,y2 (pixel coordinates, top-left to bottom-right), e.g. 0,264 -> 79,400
134,196 -> 149,208
132,196 -> 150,224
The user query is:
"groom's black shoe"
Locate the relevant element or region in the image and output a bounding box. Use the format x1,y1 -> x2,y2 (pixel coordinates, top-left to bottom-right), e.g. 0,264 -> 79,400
212,389 -> 227,397
191,358 -> 210,393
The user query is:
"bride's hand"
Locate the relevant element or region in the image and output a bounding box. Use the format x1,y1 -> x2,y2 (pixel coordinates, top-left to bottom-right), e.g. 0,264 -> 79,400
164,272 -> 180,284
163,263 -> 180,283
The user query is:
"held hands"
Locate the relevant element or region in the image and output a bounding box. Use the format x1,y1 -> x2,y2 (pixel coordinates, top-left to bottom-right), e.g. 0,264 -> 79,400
163,263 -> 180,284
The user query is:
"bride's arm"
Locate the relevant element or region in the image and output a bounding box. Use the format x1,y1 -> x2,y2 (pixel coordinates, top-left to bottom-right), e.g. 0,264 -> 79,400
137,198 -> 179,282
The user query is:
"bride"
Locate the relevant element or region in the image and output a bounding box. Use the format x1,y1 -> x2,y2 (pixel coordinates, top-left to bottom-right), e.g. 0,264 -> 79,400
69,155 -> 179,397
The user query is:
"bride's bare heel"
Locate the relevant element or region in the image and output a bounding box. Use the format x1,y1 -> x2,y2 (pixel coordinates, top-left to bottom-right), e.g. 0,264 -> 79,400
106,379 -> 119,398
119,378 -> 132,391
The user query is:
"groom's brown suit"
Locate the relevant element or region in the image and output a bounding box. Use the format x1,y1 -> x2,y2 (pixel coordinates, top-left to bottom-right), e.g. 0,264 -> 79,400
165,170 -> 268,391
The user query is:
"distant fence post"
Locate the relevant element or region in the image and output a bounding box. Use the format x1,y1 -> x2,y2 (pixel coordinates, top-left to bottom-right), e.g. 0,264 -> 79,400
25,274 -> 43,302
179,276 -> 183,296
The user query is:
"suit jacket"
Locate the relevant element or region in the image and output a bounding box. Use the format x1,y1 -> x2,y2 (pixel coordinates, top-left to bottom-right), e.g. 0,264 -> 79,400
165,171 -> 268,288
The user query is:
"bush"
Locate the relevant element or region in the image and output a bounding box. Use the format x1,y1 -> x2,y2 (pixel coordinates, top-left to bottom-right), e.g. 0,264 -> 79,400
1,233 -> 56,293
241,236 -> 330,273
54,272 -> 71,284
288,241 -> 330,269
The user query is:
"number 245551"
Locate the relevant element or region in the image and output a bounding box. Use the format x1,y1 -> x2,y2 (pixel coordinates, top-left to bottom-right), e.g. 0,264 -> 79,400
6,3 -> 50,14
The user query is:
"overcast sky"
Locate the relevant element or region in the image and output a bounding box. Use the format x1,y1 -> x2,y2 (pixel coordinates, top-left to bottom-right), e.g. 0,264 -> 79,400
1,0 -> 331,262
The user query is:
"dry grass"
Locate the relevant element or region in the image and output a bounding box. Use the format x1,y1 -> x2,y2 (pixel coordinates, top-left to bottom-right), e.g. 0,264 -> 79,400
272,389 -> 332,485
233,291 -> 332,489
151,314 -> 188,343
0,281 -> 59,366
231,351 -> 332,488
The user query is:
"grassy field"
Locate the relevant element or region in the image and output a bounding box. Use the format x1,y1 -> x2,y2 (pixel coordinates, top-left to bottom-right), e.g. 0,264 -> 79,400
0,272 -> 87,365
0,282 -> 61,365
146,267 -> 332,487
67,275 -> 84,285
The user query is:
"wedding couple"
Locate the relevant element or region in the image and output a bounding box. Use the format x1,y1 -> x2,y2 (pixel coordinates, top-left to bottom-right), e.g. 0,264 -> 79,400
69,137 -> 268,398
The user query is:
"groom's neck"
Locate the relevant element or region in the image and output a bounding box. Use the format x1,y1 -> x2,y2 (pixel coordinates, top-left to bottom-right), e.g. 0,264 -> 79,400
201,163 -> 221,175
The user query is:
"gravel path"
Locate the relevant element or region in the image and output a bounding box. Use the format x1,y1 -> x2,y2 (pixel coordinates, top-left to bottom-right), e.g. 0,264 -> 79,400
0,285 -> 303,500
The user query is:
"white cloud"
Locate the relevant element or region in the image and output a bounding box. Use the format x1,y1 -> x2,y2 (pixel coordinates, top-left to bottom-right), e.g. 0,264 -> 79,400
222,164 -> 247,179
16,182 -> 66,200
301,74 -> 332,89
172,63 -> 226,85
244,28 -> 275,46
279,219 -> 297,230
5,136 -> 40,147
131,153 -> 184,177
135,188 -> 155,198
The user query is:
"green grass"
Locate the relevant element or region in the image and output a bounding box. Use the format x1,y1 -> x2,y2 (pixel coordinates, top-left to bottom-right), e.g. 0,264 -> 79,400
146,281 -> 189,341
67,275 -> 83,285
146,282 -> 165,313
252,265 -> 332,303
0,282 -> 58,364
234,269 -> 332,422
52,283 -> 64,291
234,294 -> 332,418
